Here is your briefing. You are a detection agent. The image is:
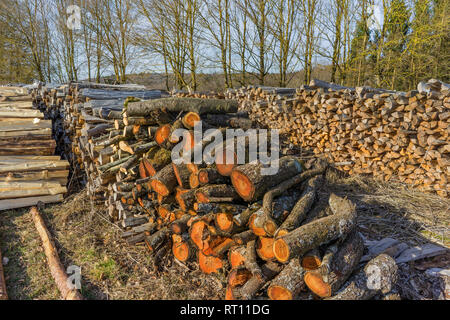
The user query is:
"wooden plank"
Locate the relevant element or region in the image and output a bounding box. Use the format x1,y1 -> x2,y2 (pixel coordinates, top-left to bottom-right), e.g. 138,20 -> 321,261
0,128 -> 51,137
0,160 -> 69,173
0,156 -> 61,161
0,185 -> 67,200
0,181 -> 63,191
0,120 -> 52,132
0,110 -> 43,118
0,101 -> 33,109
395,244 -> 448,264
0,194 -> 64,211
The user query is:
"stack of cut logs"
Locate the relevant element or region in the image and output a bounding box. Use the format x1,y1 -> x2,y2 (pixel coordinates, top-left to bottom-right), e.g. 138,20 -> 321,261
32,83 -> 164,193
35,85 -> 399,299
0,86 -> 68,210
226,79 -> 450,197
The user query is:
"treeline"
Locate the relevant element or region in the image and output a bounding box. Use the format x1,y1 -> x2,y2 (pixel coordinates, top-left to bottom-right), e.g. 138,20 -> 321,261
0,0 -> 448,91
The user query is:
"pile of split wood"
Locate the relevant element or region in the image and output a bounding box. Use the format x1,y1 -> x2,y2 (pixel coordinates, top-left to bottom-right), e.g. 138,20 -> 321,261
0,86 -> 68,210
34,86 -> 401,299
227,79 -> 450,197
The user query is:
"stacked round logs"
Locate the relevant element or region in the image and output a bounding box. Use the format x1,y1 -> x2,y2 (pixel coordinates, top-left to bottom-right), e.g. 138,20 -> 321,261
30,86 -> 402,300
32,83 -> 164,193
226,79 -> 450,197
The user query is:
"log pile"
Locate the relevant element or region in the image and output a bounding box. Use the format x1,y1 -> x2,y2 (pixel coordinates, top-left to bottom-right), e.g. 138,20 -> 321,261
225,79 -> 450,197
32,82 -> 165,193
34,86 -> 400,299
0,86 -> 68,210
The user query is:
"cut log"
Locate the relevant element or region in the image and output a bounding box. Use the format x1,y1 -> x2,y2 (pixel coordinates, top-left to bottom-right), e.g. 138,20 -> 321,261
172,234 -> 197,263
259,166 -> 326,237
304,231 -> 364,298
236,261 -> 283,300
301,248 -> 322,271
198,251 -> 225,274
273,194 -> 357,263
195,184 -> 239,203
267,258 -> 306,300
274,175 -> 322,237
256,237 -> 275,261
125,98 -> 239,117
326,254 -> 398,300
30,207 -> 83,300
231,156 -> 303,202
150,164 -> 178,197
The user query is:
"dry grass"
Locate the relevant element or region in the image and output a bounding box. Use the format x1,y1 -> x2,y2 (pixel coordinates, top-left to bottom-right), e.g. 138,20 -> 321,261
0,208 -> 59,299
324,168 -> 449,247
41,191 -> 225,300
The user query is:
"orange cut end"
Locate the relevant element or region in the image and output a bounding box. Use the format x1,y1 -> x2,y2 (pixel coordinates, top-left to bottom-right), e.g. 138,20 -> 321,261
256,237 -> 275,261
248,214 -> 267,236
216,149 -> 237,176
216,212 -> 234,232
301,256 -> 322,271
304,272 -> 331,298
190,221 -> 207,250
189,173 -> 199,188
183,131 -> 195,152
264,221 -> 278,237
198,251 -> 223,274
225,286 -> 235,300
198,171 -> 209,184
184,112 -> 201,128
173,241 -> 190,262
231,170 -> 254,201
228,268 -> 252,287
196,191 -> 209,203
139,161 -> 148,179
273,238 -> 289,263
267,286 -> 293,300
155,124 -> 171,145
151,180 -> 169,197
229,249 -> 245,269
276,229 -> 289,237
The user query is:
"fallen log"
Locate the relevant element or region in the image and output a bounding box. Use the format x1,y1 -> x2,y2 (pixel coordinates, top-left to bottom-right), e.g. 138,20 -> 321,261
30,207 -> 83,300
0,243 -> 7,300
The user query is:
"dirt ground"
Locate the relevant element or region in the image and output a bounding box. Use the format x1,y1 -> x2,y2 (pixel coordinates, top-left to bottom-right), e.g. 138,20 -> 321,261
0,169 -> 448,300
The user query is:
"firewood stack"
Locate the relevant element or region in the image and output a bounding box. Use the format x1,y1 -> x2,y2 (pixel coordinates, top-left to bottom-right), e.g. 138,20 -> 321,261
38,90 -> 396,300
0,86 -> 69,210
226,79 -> 450,197
172,89 -> 225,99
32,83 -> 165,193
